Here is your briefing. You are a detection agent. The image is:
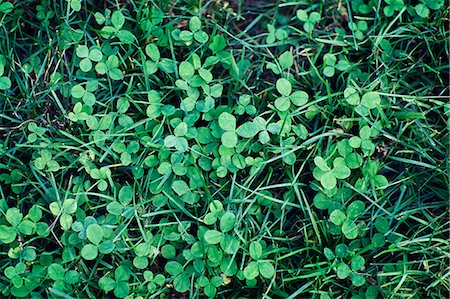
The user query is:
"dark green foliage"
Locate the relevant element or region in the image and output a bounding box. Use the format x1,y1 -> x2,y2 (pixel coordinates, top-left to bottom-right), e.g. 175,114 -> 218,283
0,0 -> 448,298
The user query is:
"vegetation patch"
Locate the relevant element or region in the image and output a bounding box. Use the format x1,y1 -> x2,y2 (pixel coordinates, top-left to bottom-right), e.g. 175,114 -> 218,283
0,0 -> 448,298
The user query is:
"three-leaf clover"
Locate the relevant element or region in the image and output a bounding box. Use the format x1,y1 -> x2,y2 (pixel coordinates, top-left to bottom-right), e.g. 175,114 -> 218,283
99,266 -> 131,298
100,10 -> 136,44
0,55 -> 11,90
172,16 -> 209,44
218,112 -> 238,148
144,44 -> 160,74
71,80 -> 98,106
415,0 -> 444,18
266,24 -> 289,43
76,45 -> 103,72
34,150 -> 60,172
383,0 -> 405,17
274,78 -> 309,111
329,200 -> 365,239
349,125 -> 376,157
243,241 -> 275,280
165,261 -> 190,293
322,53 -> 350,77
95,55 -> 123,80
348,21 -> 369,40
49,198 -> 78,230
313,156 -> 351,190
343,88 -> 381,116
296,10 -> 321,33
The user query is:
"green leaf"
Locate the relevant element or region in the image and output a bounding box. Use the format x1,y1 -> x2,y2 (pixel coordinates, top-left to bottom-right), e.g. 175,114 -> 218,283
336,262 -> 351,279
347,200 -> 365,219
111,11 -> 125,30
194,31 -> 209,43
108,68 -> 123,80
344,87 -> 360,105
114,281 -> 130,298
165,261 -> 184,276
351,255 -> 365,271
274,96 -> 291,111
323,66 -> 335,77
323,53 -> 337,66
18,220 -> 35,235
258,131 -> 270,144
172,180 -> 190,196
258,262 -> 275,279
119,186 -> 133,205
276,78 -> 292,96
189,16 -> 201,32
81,244 -> 98,260
198,68 -> 213,82
174,122 -> 188,137
210,84 -> 223,98
423,0 -> 443,10
345,153 -> 363,169
70,0 -> 82,11
219,212 -> 235,233
314,156 -> 330,172
133,256 -> 149,269
309,12 -> 321,23
324,248 -> 335,260
174,274 -> 190,293
99,277 -> 115,292
6,208 -> 22,226
296,9 -> 308,22
179,61 -> 195,80
375,216 -> 389,233
279,51 -> 293,70
303,21 -> 315,33
415,4 -> 430,17
236,122 -> 258,138
335,243 -> 349,258
218,112 -> 236,131
351,273 -> 366,287
320,171 -> 336,190
0,225 -> 16,244
86,224 -> 104,245
342,219 -> 358,239
366,286 -> 379,299
145,44 -> 160,62
71,85 -> 85,98
249,241 -> 263,260
290,91 -> 308,106
209,35 -> 226,53
359,126 -> 371,140
349,136 -> 362,148
107,201 -> 123,216
76,45 -> 89,58
204,230 -> 223,244
79,58 -> 92,72
332,163 -> 351,180
330,209 -> 346,226
46,160 -> 60,172
63,199 -> 77,214
221,131 -> 238,148
89,48 -> 103,62
361,92 -> 380,109
48,264 -> 65,280
0,2 -> 14,13
243,261 -> 259,280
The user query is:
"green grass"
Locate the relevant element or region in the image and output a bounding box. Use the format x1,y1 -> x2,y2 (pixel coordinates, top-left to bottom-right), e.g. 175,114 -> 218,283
0,0 -> 448,298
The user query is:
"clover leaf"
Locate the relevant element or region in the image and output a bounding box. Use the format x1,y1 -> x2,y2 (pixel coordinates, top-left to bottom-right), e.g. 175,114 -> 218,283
296,10 -> 321,33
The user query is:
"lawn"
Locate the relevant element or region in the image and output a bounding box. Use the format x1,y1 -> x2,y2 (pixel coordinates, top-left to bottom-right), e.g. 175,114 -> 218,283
0,0 -> 448,298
